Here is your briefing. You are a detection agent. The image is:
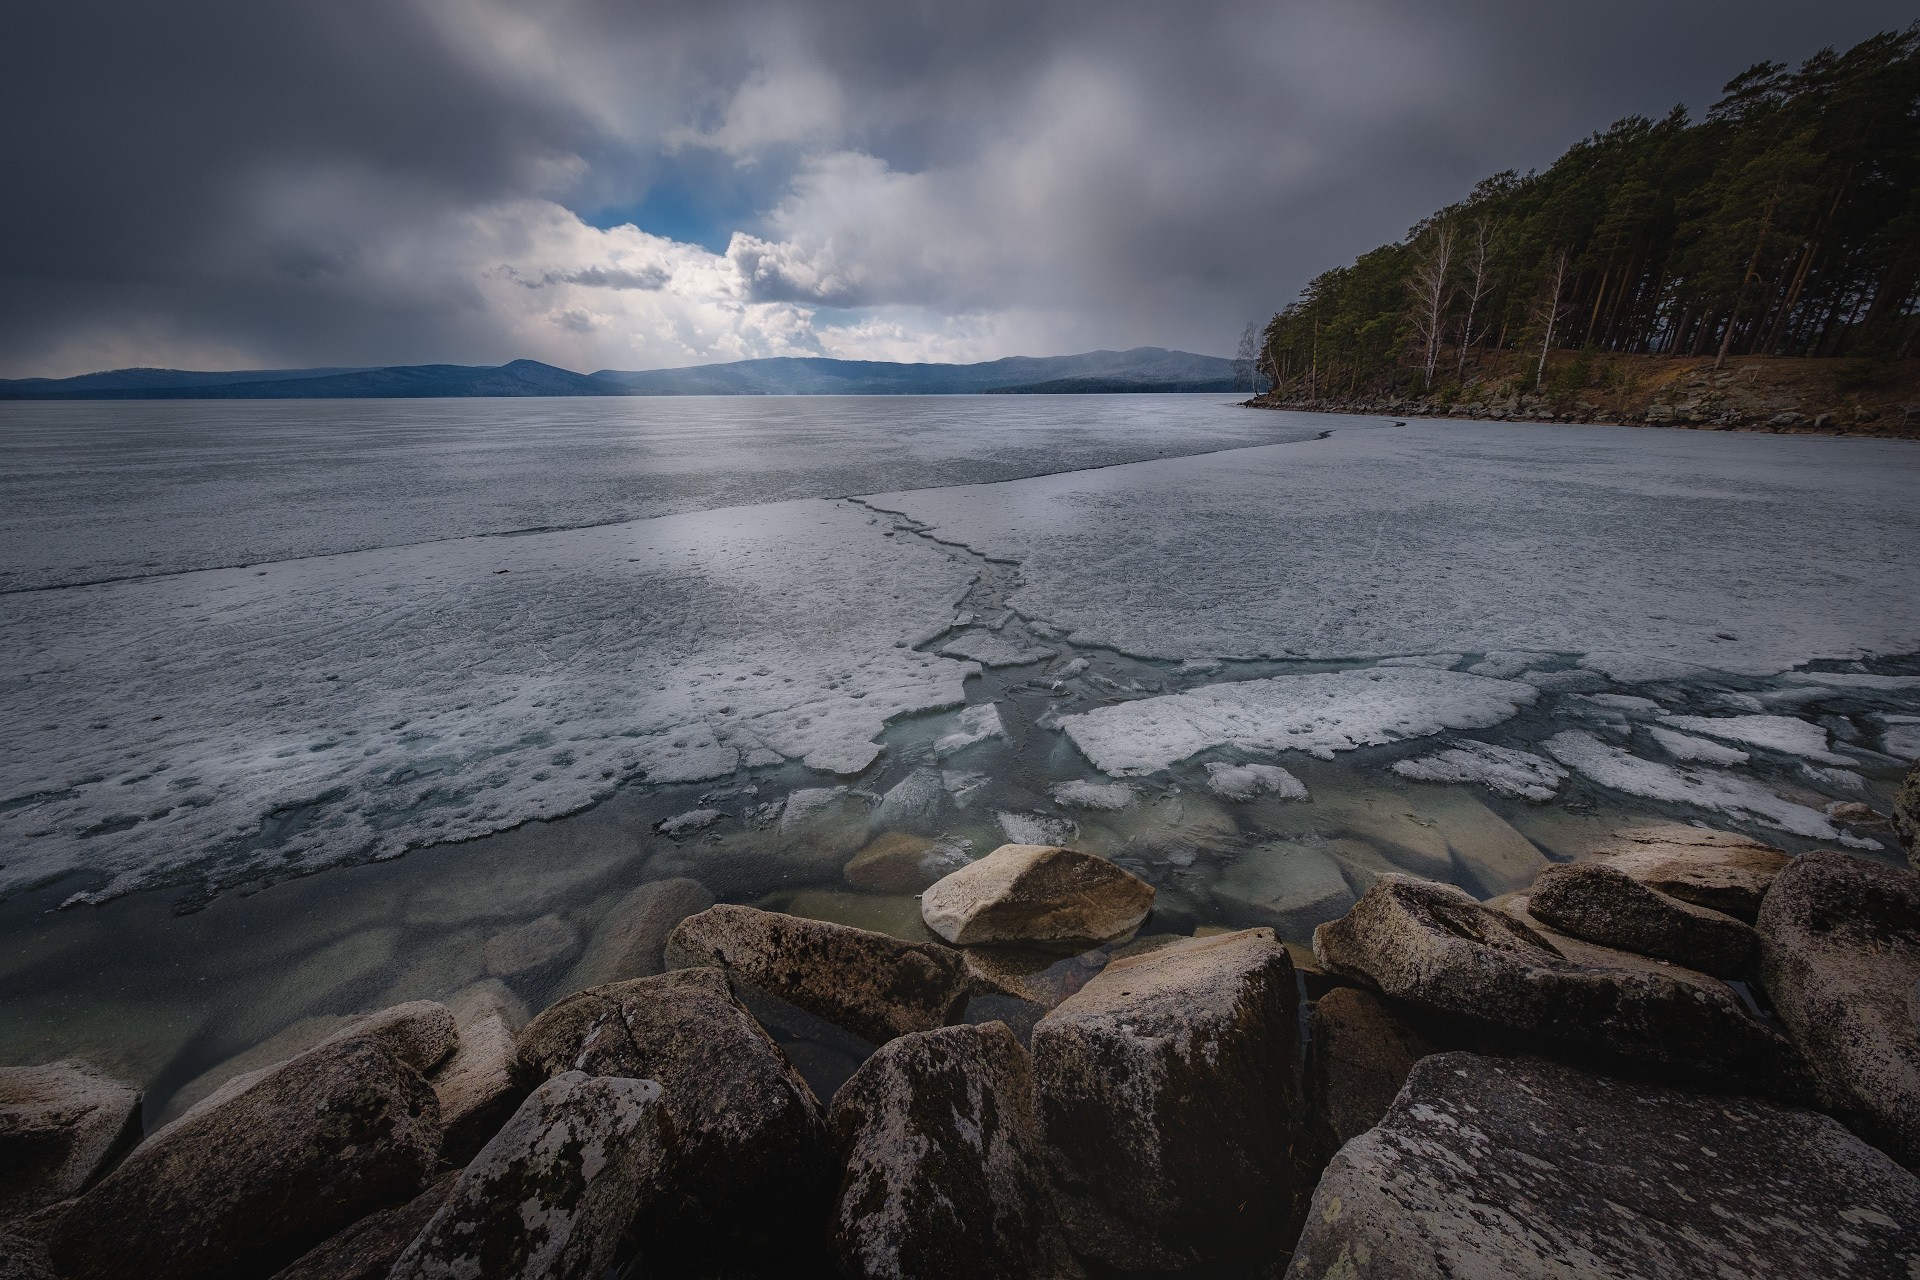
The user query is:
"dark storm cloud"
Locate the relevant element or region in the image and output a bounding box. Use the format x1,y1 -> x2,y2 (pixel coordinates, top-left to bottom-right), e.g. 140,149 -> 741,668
1,1 -> 1912,375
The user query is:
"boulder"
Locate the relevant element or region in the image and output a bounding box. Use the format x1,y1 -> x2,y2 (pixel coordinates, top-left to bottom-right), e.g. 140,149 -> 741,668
1896,761 -> 1918,863
920,844 -> 1153,950
1529,859 -> 1756,977
0,1061 -> 140,1219
1756,850 -> 1920,1170
1582,823 -> 1790,921
271,1171 -> 457,1280
0,1235 -> 53,1280
843,832 -> 973,893
388,1073 -> 663,1280
162,1000 -> 457,1129
483,914 -> 581,980
1032,930 -> 1298,1270
49,1036 -> 441,1280
962,946 -> 1105,1009
565,878 -> 714,990
666,905 -> 970,1043
830,1023 -> 1079,1280
1213,843 -> 1355,938
1285,1053 -> 1920,1280
515,967 -> 832,1262
429,1012 -> 525,1165
443,978 -> 530,1032
1314,875 -> 1807,1097
1304,987 -> 1435,1157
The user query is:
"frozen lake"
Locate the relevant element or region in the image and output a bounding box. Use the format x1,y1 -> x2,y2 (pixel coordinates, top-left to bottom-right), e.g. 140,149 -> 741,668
2,395 -> 1917,1110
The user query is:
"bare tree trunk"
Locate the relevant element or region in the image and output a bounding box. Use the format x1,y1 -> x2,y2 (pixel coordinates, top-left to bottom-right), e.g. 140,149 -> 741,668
1457,217 -> 1494,378
1405,225 -> 1456,390
1534,249 -> 1569,391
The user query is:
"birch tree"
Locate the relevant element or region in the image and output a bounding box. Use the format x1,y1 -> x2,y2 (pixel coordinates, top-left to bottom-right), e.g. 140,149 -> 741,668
1533,248 -> 1571,390
1456,216 -> 1495,377
1404,225 -> 1455,390
1235,321 -> 1263,394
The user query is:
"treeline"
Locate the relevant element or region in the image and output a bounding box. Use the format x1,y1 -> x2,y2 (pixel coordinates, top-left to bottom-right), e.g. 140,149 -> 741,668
1260,26 -> 1920,399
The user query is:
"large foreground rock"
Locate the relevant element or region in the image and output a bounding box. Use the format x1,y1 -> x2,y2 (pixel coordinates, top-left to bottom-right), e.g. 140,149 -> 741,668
49,1036 -> 441,1280
389,1073 -> 663,1280
1583,823 -> 1791,921
516,967 -> 832,1263
1314,875 -> 1807,1096
565,877 -> 714,990
1529,859 -> 1755,977
666,905 -> 969,1043
0,1061 -> 140,1219
830,1023 -> 1078,1280
1896,761 -> 1918,863
1756,850 -> 1920,1170
272,1172 -> 457,1280
428,1010 -> 525,1165
1286,1053 -> 1920,1279
920,844 -> 1153,949
1032,929 -> 1298,1270
1304,987 -> 1435,1157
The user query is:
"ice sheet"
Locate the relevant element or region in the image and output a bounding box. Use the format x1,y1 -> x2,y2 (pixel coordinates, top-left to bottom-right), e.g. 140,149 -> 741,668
1059,667 -> 1538,776
867,422 -> 1920,676
1656,714 -> 1849,764
0,499 -> 975,901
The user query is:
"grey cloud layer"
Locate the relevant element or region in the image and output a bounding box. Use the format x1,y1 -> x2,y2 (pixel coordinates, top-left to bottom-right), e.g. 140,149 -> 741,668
1,0 -> 1910,375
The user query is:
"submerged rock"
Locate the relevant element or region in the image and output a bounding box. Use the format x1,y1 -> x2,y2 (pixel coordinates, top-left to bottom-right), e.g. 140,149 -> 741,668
50,1036 -> 441,1280
843,832 -> 973,894
666,905 -> 970,1043
0,1061 -> 140,1220
1314,875 -> 1807,1096
565,878 -> 714,990
779,786 -> 877,855
1304,987 -> 1436,1157
1756,850 -> 1920,1170
1032,929 -> 1298,1270
1581,823 -> 1790,921
483,913 -> 582,981
388,1073 -> 663,1280
871,768 -> 949,833
1213,843 -> 1355,938
271,1171 -> 457,1280
1529,859 -> 1756,977
515,967 -> 832,1263
1286,1053 -> 1920,1280
830,1023 -> 1079,1280
920,844 -> 1153,950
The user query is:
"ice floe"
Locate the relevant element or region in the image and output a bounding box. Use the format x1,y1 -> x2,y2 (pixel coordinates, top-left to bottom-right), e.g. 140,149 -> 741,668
937,633 -> 1056,667
997,812 -> 1078,846
932,703 -> 1007,758
1645,726 -> 1750,766
1204,762 -> 1309,802
1390,740 -> 1568,802
1542,730 -> 1855,842
1656,715 -> 1850,765
1059,668 -> 1538,776
1049,780 -> 1138,811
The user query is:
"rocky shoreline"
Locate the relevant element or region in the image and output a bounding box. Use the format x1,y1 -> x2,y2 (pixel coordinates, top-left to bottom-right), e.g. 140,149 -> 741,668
3,770 -> 1918,1279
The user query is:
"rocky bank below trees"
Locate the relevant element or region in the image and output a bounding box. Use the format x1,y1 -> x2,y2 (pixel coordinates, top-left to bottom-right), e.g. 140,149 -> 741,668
1248,351 -> 1920,439
3,772 -> 1919,1280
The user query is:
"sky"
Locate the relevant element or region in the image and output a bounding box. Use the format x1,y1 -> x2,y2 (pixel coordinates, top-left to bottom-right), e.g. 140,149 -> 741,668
2,1 -> 1913,378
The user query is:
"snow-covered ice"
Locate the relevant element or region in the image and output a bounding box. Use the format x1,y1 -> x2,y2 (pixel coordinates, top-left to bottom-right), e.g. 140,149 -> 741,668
1390,740 -> 1568,801
1645,726 -> 1750,766
1879,716 -> 1920,761
0,499 -> 974,901
1543,730 -> 1855,842
867,421 -> 1920,676
1656,714 -> 1850,764
997,812 -> 1078,846
938,633 -> 1056,667
1059,667 -> 1539,776
1204,762 -> 1309,802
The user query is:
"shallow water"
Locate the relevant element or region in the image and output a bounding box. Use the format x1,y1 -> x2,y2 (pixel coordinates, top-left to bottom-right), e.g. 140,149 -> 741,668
1,396 -> 1916,1123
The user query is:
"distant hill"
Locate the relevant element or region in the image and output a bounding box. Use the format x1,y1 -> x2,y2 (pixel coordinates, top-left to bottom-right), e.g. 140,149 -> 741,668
0,348 -> 1238,399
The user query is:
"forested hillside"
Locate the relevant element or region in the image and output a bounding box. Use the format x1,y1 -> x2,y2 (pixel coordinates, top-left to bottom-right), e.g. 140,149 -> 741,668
1256,26 -> 1920,403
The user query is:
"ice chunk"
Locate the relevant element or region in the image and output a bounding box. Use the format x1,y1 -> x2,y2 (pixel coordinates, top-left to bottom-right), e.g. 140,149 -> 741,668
1799,764 -> 1867,794
1376,654 -> 1464,669
1645,726 -> 1749,766
1203,762 -> 1309,802
655,809 -> 725,836
996,812 -> 1078,846
1389,741 -> 1567,802
941,770 -> 990,809
1467,652 -> 1557,679
1781,671 -> 1920,691
1582,694 -> 1662,713
1657,714 -> 1850,765
872,768 -> 947,833
1520,670 -> 1610,693
1049,780 -> 1138,811
932,702 -> 1007,758
1059,668 -> 1537,776
1878,716 -> 1920,761
1542,730 -> 1846,841
937,633 -> 1056,667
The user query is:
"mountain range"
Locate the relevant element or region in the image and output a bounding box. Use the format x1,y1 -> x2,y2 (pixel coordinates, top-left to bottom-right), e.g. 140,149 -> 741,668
0,348 -> 1240,399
